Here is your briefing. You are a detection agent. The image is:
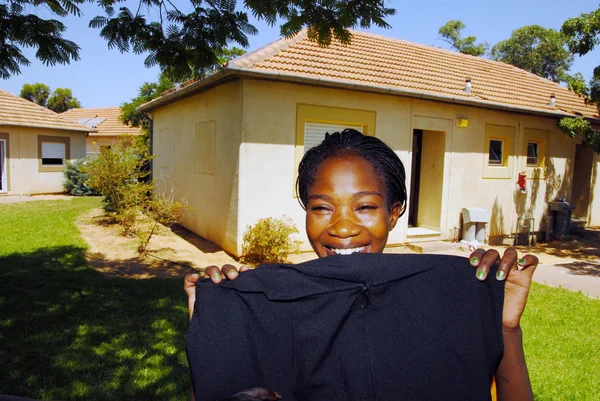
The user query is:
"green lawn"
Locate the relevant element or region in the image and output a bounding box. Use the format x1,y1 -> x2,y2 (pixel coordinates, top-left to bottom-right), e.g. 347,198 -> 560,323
0,198 -> 599,400
0,198 -> 189,401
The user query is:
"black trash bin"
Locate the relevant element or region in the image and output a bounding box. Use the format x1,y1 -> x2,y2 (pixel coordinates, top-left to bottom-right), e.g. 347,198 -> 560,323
548,201 -> 575,238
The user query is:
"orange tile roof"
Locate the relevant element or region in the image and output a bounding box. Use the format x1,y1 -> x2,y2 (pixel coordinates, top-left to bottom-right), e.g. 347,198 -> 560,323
0,90 -> 91,132
141,30 -> 599,120
61,107 -> 142,137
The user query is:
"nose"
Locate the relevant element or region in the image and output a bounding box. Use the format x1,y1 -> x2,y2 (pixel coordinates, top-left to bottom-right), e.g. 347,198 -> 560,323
328,211 -> 361,238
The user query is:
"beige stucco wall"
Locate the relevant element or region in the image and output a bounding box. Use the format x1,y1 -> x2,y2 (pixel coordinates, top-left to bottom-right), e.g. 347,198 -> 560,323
150,77 -> 594,256
240,79 -> 580,252
150,80 -> 242,255
239,79 -> 413,254
86,135 -> 127,155
0,126 -> 86,195
410,100 -> 576,242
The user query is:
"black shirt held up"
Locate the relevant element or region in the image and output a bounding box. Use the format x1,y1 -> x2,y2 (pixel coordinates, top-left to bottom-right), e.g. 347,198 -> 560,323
187,253 -> 505,401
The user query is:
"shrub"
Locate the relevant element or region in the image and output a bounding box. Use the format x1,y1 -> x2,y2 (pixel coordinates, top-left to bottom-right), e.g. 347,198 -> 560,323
63,159 -> 97,196
83,137 -> 153,235
241,216 -> 301,265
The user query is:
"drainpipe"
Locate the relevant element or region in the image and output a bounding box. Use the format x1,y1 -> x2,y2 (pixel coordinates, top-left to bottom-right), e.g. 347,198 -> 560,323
140,111 -> 154,182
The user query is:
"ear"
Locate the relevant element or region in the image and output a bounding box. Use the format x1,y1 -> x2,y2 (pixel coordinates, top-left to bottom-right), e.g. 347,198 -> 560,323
388,201 -> 401,231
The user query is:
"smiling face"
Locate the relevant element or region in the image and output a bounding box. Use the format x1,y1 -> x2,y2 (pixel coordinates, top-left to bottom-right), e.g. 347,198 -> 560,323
305,154 -> 401,258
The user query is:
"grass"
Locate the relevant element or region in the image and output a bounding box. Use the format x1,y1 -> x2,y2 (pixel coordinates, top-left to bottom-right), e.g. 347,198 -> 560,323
522,283 -> 600,400
0,198 -> 599,400
0,198 -> 189,401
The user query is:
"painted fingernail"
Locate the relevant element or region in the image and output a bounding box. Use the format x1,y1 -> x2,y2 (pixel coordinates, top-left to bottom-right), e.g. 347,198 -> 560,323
477,270 -> 486,280
471,257 -> 479,265
228,270 -> 238,279
496,270 -> 506,281
518,258 -> 526,265
212,273 -> 221,282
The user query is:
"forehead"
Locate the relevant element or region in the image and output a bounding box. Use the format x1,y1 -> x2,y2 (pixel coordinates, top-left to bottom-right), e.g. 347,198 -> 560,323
310,154 -> 385,195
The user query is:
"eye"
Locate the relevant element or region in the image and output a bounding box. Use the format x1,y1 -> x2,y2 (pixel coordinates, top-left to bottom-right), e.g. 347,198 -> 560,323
357,204 -> 379,212
310,205 -> 332,214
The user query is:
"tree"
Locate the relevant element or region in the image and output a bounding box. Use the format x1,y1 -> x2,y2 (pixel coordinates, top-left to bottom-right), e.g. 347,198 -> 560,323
490,25 -> 573,83
19,83 -> 51,107
119,47 -> 245,132
20,83 -> 82,112
562,6 -> 600,57
119,74 -> 175,132
562,6 -> 600,107
0,0 -> 82,79
1,0 -> 396,82
438,20 -> 487,56
47,88 -> 81,113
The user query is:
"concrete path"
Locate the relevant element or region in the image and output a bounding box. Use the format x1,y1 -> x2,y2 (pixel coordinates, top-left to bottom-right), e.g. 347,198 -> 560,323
0,194 -> 73,204
534,262 -> 600,298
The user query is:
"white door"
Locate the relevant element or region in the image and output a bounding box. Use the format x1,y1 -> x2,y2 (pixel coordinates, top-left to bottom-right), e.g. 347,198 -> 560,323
0,139 -> 6,192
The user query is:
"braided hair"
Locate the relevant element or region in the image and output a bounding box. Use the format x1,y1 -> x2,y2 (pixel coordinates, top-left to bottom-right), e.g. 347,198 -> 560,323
296,129 -> 407,216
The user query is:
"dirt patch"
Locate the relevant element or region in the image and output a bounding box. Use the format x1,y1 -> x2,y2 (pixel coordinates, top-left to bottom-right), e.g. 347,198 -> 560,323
77,208 -> 239,279
77,207 -> 600,280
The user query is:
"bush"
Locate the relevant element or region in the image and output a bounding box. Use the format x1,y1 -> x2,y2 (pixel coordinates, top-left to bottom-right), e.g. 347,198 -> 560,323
83,137 -> 153,235
241,216 -> 301,265
63,159 -> 97,196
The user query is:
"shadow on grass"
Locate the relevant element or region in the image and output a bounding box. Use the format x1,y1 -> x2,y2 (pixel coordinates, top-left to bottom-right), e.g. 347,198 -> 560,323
0,246 -> 189,401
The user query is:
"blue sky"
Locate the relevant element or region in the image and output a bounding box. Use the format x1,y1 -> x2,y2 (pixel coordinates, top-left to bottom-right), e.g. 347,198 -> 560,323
2,0 -> 599,108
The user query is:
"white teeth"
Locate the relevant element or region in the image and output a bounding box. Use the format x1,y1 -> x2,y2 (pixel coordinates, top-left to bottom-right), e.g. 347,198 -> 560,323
331,247 -> 365,255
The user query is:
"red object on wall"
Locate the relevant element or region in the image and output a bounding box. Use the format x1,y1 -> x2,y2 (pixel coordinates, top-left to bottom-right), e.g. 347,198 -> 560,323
517,171 -> 527,191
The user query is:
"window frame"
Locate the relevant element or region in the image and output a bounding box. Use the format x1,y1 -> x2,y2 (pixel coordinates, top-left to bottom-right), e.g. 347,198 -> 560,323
483,124 -> 515,179
522,128 -> 549,179
488,139 -> 505,166
294,104 -> 377,195
0,133 -> 9,192
38,135 -> 70,172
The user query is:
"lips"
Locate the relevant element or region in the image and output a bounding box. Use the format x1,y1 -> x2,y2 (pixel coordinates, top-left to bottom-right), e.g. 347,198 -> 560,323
326,246 -> 367,256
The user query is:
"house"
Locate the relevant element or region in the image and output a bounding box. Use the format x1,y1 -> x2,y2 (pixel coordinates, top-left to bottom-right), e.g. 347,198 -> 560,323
61,107 -> 142,156
0,90 -> 90,195
139,30 -> 600,256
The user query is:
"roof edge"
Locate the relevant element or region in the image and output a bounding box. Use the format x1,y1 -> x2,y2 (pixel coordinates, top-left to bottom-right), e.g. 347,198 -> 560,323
227,30 -> 308,70
140,67 -> 598,121
0,122 -> 93,133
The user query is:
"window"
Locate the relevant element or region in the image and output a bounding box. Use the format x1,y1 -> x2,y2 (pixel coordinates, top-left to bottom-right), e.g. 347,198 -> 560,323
195,121 -> 216,174
522,128 -> 549,179
304,122 -> 363,154
294,104 -> 376,195
38,135 -> 70,172
488,139 -> 504,166
526,141 -> 539,167
483,124 -> 515,179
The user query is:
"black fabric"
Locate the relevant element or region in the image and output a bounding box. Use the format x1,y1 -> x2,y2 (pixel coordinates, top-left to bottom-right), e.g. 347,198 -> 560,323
187,253 -> 504,401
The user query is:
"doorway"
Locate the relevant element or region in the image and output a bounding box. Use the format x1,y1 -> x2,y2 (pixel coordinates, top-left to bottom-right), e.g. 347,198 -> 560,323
0,139 -> 6,193
571,144 -> 594,219
408,129 -> 446,231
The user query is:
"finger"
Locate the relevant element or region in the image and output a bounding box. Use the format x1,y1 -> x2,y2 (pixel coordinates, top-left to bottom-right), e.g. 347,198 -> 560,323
496,247 -> 518,281
239,265 -> 250,273
475,248 -> 500,281
204,265 -> 224,284
469,248 -> 486,267
184,273 -> 200,295
221,264 -> 240,280
516,254 -> 539,272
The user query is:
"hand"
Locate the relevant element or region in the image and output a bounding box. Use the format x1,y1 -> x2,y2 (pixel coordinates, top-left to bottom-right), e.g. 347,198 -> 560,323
469,247 -> 538,329
184,264 -> 250,319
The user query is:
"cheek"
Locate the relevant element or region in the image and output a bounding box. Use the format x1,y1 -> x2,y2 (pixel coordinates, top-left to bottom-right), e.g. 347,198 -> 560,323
360,211 -> 392,238
305,214 -> 326,243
